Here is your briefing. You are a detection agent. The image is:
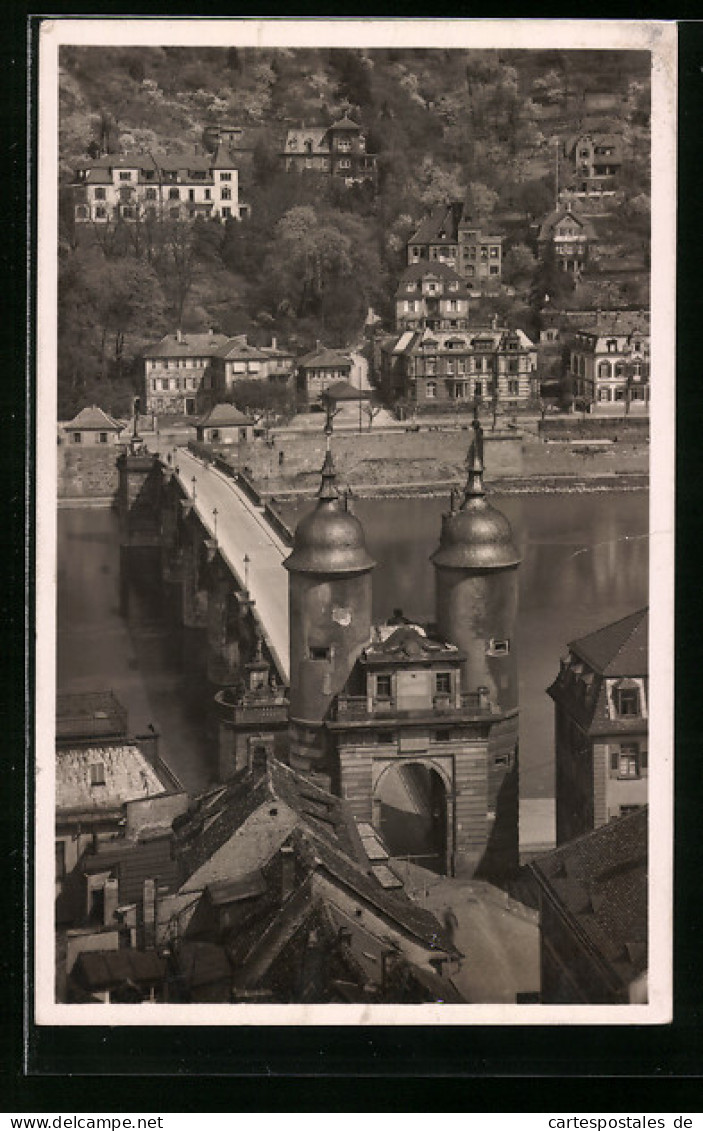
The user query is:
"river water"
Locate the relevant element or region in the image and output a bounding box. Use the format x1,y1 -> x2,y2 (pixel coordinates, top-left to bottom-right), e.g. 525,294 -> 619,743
57,491 -> 649,799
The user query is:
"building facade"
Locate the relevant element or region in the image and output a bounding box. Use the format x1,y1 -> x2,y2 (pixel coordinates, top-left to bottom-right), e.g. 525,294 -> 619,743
296,348 -> 354,409
564,132 -> 623,195
395,263 -> 471,333
207,336 -> 295,399
537,201 -> 597,275
379,324 -> 538,409
281,116 -> 377,185
407,201 -> 503,287
548,607 -> 648,847
569,321 -> 650,410
72,145 -> 247,225
143,331 -> 230,415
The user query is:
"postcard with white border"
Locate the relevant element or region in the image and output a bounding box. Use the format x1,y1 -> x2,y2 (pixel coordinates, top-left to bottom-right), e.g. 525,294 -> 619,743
35,17 -> 675,1026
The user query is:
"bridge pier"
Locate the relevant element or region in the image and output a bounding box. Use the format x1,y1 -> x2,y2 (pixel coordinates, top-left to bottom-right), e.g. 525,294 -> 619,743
206,557 -> 243,688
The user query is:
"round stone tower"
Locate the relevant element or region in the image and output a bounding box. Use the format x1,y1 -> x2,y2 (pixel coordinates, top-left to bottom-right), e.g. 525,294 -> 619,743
283,421 -> 374,778
431,408 -> 520,712
431,408 -> 521,880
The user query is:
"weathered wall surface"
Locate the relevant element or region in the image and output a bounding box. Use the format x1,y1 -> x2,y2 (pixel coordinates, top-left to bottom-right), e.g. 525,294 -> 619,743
231,429 -> 524,487
58,444 -> 122,499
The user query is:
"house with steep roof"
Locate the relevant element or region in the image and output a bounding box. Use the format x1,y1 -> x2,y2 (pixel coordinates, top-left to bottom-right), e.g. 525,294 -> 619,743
206,335 -> 295,399
379,324 -> 538,409
71,145 -> 247,225
548,608 -> 648,846
281,116 -> 377,185
143,329 -> 230,415
529,807 -> 647,1004
296,346 -> 353,409
537,201 -> 598,275
568,319 -> 650,412
195,404 -> 254,445
407,200 -> 504,287
63,405 -> 123,446
564,132 -> 623,195
395,262 -> 472,333
159,756 -> 463,1003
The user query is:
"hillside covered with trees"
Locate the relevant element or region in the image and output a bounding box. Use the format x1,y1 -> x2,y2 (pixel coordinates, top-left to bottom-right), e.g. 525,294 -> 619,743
58,45 -> 651,418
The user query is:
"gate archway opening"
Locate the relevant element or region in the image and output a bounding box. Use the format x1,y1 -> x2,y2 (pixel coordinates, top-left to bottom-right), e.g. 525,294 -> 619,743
373,762 -> 448,875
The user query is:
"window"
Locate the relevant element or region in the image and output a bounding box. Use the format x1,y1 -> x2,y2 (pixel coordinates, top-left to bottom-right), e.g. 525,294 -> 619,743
309,646 -> 331,661
494,752 -> 513,767
95,206 -> 106,219
220,172 -> 232,181
376,674 -> 392,698
377,731 -> 395,744
75,205 -> 89,220
222,207 -> 231,218
435,672 -> 452,695
614,745 -> 641,779
169,207 -> 180,219
615,686 -> 640,716
210,429 -> 220,442
489,265 -> 499,276
98,432 -> 108,444
168,188 -> 180,200
119,171 -> 132,181
338,158 -> 352,170
508,358 -> 519,374
426,380 -> 437,399
90,762 -> 106,786
122,206 -> 135,219
508,379 -> 519,396
433,728 -> 452,741
487,638 -> 510,656
606,339 -> 617,353
73,432 -> 81,444
474,380 -> 483,399
161,379 -> 169,391
94,187 -> 106,200
145,188 -> 157,200
205,189 -> 211,200
490,246 -> 499,258
221,187 -> 232,200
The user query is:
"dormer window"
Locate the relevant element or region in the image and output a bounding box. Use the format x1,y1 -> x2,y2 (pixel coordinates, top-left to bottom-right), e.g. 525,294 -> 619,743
376,674 -> 392,698
606,339 -> 618,353
89,762 -> 106,787
615,682 -> 640,717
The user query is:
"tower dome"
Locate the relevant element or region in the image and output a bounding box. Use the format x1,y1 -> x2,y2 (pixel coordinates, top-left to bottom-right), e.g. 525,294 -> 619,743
430,412 -> 520,571
283,450 -> 375,575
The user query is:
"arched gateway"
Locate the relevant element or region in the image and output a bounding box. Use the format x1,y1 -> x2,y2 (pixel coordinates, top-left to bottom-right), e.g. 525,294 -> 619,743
372,760 -> 450,875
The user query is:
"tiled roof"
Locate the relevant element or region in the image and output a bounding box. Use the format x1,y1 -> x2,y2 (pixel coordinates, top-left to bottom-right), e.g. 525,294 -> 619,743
397,261 -> 470,293
213,339 -> 270,361
298,348 -> 352,369
538,207 -> 597,243
56,744 -> 170,815
321,380 -> 368,401
409,204 -> 458,246
143,332 -> 229,360
530,808 -> 647,993
570,608 -> 648,677
330,115 -> 362,131
73,948 -> 166,991
197,403 -> 253,428
64,405 -> 122,432
210,144 -> 238,170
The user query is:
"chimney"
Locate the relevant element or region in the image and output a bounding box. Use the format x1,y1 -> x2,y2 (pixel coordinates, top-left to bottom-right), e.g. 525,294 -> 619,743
271,335 -> 277,351
208,327 -> 214,336
104,877 -> 119,927
176,328 -> 183,343
491,314 -> 498,330
316,339 -> 322,353
280,844 -> 295,901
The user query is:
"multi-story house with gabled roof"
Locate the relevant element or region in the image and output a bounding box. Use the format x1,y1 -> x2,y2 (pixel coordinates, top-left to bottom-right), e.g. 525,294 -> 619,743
71,145 -> 248,225
395,263 -> 471,334
548,607 -> 649,846
568,316 -> 650,411
281,115 -> 377,185
407,200 -> 504,287
379,322 -> 538,409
